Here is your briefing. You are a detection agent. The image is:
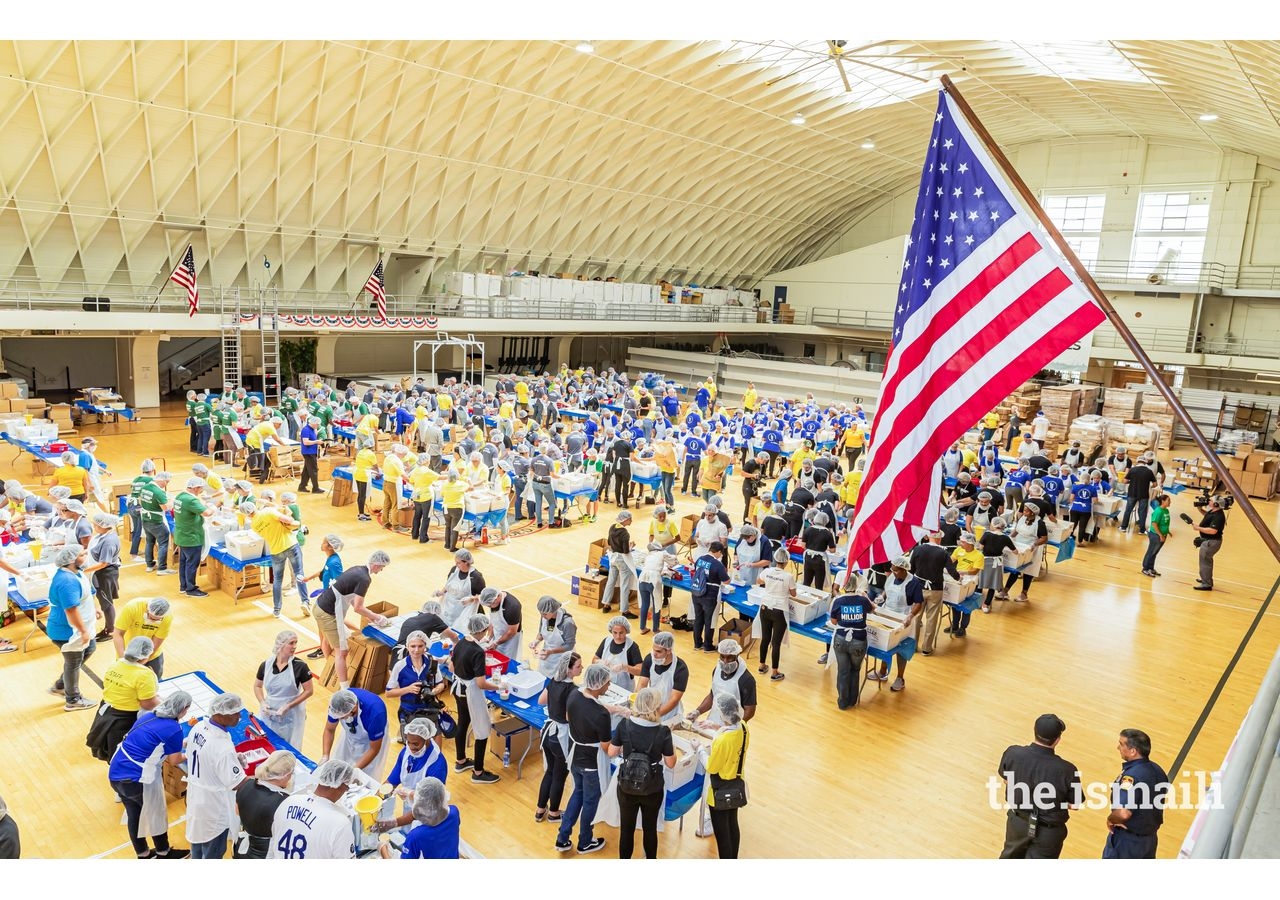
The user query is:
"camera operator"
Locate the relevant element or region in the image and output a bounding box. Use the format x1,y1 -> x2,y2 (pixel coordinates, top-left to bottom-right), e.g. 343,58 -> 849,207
1183,496 -> 1226,592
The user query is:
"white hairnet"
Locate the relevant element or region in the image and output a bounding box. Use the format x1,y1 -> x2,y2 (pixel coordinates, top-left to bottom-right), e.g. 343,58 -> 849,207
607,615 -> 630,634
466,614 -> 490,636
652,632 -> 675,651
410,777 -> 450,825
328,689 -> 358,718
553,651 -> 580,682
536,596 -> 561,614
210,693 -> 244,715
154,690 -> 192,719
314,758 -> 356,788
418,600 -> 442,616
403,718 -> 438,741
404,630 -> 429,647
715,693 -> 743,724
147,597 -> 171,618
272,630 -> 297,654
124,636 -> 154,662
324,534 -> 344,551
582,663 -> 613,691
51,545 -> 82,568
717,638 -> 743,656
256,750 -> 297,783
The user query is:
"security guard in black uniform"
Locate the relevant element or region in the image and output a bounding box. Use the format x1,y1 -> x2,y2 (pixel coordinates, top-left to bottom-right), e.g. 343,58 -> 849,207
1103,728 -> 1170,859
997,714 -> 1082,858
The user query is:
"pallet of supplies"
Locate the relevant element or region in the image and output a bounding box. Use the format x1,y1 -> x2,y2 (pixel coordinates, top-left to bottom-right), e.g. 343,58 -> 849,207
1101,389 -> 1142,420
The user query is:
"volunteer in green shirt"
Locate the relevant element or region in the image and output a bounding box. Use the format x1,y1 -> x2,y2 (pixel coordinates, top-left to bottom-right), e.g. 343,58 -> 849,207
136,471 -> 174,576
185,390 -> 199,453
126,460 -> 157,559
192,393 -> 213,458
1141,494 -> 1172,578
173,478 -> 213,597
282,491 -> 306,550
280,389 -> 299,440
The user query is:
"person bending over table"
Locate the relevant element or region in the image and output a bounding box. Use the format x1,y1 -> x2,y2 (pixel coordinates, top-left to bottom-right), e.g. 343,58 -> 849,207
868,557 -> 923,692
107,690 -> 193,859
233,750 -> 296,859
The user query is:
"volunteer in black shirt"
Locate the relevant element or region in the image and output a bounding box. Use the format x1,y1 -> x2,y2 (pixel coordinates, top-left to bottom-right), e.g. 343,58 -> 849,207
785,480 -> 815,539
233,750 -> 295,858
535,651 -> 582,823
950,472 -> 979,509
978,519 -> 1017,613
1120,456 -> 1157,533
759,502 -> 789,543
635,632 -> 688,724
448,615 -> 503,785
909,532 -> 960,654
939,508 -> 962,549
828,590 -> 875,710
554,664 -> 617,855
608,687 -> 676,859
396,599 -> 449,656
998,714 -> 1082,859
314,552 -> 392,689
799,512 -> 837,590
1190,496 -> 1226,591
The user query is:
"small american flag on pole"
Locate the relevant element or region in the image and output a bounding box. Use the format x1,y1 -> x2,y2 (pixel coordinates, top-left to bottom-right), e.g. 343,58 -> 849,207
847,89 -> 1105,569
170,245 -> 200,317
363,258 -> 387,319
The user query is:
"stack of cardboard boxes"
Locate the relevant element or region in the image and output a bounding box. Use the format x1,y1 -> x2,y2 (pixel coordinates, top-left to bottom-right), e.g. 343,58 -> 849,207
319,602 -> 397,692
1226,445 -> 1279,499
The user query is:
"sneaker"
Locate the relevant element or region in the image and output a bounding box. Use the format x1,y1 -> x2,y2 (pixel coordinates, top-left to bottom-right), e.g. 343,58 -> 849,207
622,612 -> 638,620
578,837 -> 606,854
866,671 -> 887,682
1152,570 -> 1162,577
357,514 -> 372,522
994,590 -> 1009,601
130,555 -> 144,562
300,604 -> 311,617
306,649 -> 324,660
1193,585 -> 1213,591
981,605 -> 991,614
770,672 -> 786,681
1015,594 -> 1029,603
145,566 -> 157,573
187,589 -> 209,598
272,610 -> 281,618
64,698 -> 96,711
554,839 -> 573,853
471,770 -> 500,785
890,677 -> 905,692
156,569 -> 177,576
454,759 -> 474,773
48,685 -> 65,696
943,627 -> 954,634
956,629 -> 968,638
155,848 -> 191,859
816,653 -> 828,665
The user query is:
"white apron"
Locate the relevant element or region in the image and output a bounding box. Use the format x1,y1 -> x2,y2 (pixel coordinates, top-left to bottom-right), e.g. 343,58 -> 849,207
733,538 -> 764,585
394,742 -> 444,817
881,575 -> 916,616
536,612 -> 572,678
705,662 -> 747,727
112,737 -> 170,839
259,654 -> 307,749
487,602 -> 522,661
648,654 -> 685,725
600,636 -> 636,691
441,570 -> 476,632
593,717 -> 670,832
333,707 -> 392,780
451,675 -> 493,741
969,506 -> 994,531
1008,518 -> 1045,578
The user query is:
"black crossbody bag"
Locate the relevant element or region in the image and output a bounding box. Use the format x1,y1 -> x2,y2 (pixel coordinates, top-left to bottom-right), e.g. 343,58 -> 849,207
711,724 -> 748,809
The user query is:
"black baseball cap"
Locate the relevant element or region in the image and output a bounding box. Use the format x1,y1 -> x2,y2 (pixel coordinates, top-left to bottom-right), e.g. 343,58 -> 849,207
1034,713 -> 1066,742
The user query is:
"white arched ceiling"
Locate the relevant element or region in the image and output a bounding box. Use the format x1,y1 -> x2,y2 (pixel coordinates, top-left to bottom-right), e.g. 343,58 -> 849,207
0,39 -> 1278,297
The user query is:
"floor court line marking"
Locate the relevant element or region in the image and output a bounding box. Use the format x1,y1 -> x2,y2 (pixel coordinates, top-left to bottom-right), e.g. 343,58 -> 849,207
508,568 -> 581,592
249,601 -> 319,642
481,547 -> 576,585
91,815 -> 187,858
1041,566 -> 1280,618
1066,541 -> 1263,590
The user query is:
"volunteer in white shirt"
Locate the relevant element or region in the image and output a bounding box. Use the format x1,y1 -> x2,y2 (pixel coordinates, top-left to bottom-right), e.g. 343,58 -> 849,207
185,692 -> 249,859
267,759 -> 358,859
754,548 -> 796,682
692,505 -> 728,561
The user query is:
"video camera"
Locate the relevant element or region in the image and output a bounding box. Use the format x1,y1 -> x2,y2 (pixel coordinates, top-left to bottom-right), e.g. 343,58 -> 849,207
1191,487 -> 1232,511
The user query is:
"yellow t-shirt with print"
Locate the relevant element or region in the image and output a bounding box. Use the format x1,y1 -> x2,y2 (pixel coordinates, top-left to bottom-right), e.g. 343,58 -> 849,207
441,480 -> 467,509
251,508 -> 298,556
115,598 -> 173,646
101,659 -> 158,711
352,448 -> 377,483
409,466 -> 439,502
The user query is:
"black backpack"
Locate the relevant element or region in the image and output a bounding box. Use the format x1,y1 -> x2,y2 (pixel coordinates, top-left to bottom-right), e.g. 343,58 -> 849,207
617,723 -> 664,796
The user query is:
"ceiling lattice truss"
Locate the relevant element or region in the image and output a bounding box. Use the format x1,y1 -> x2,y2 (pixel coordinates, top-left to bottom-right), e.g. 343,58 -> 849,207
1,39 -> 1279,297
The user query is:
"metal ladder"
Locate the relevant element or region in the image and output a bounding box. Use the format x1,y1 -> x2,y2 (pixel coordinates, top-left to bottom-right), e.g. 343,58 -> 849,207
259,288 -> 281,405
219,287 -> 241,391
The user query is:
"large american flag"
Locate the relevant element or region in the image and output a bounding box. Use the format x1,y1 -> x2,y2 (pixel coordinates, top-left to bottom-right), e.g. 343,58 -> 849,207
847,90 -> 1105,569
170,245 -> 200,317
363,258 -> 387,319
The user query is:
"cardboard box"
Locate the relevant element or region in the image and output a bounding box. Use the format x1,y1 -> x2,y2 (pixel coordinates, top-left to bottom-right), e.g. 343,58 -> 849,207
577,573 -> 605,608
1227,456 -> 1247,472
161,757 -> 187,801
488,714 -> 536,766
1235,442 -> 1256,458
867,609 -> 911,651
331,477 -> 354,507
586,538 -> 609,570
0,382 -> 18,399
365,600 -> 399,619
1246,452 -> 1276,474
679,514 -> 699,544
717,616 -> 755,654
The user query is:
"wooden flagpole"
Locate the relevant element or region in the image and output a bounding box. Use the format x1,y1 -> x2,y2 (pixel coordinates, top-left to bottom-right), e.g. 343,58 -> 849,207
940,74 -> 1280,567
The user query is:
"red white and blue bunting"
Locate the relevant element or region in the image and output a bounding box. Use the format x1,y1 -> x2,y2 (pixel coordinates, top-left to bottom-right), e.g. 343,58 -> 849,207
238,314 -> 439,330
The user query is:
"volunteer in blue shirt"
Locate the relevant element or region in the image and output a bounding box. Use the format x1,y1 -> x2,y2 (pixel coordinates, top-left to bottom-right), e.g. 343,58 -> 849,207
297,415 -> 323,494
373,719 -> 450,832
47,544 -> 97,711
107,690 -> 193,858
867,557 -> 923,692
681,430 -> 706,495
828,589 -> 876,710
380,778 -> 461,859
299,534 -> 344,659
1069,471 -> 1102,543
761,428 -> 783,477
661,390 -> 681,420
321,688 -> 390,779
690,542 -> 729,653
1104,728 -> 1170,859
384,631 -> 444,732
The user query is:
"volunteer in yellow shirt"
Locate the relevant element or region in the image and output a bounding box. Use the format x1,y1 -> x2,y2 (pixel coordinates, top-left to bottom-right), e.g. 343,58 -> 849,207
352,446 -> 377,522
440,470 -> 467,552
492,465 -> 513,543
839,424 -> 866,468
380,446 -> 409,531
514,380 -> 529,410
789,444 -> 817,479
698,446 -> 730,500
652,438 -> 679,507
87,636 -> 161,762
355,412 -> 380,450
112,597 -> 173,676
947,533 -> 985,637
741,383 -> 758,413
981,411 -> 1000,442
251,498 -> 308,617
701,694 -> 749,858
51,453 -> 91,499
409,454 -> 440,544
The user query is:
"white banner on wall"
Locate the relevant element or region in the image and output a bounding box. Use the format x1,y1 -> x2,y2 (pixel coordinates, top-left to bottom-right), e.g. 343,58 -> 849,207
1050,328 -> 1095,374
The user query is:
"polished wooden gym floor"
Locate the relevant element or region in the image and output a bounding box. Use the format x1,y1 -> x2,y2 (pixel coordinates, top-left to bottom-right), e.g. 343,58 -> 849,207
3,404 -> 1279,859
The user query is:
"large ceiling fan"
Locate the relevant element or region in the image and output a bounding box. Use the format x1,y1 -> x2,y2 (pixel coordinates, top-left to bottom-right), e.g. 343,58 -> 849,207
732,40 -> 943,92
